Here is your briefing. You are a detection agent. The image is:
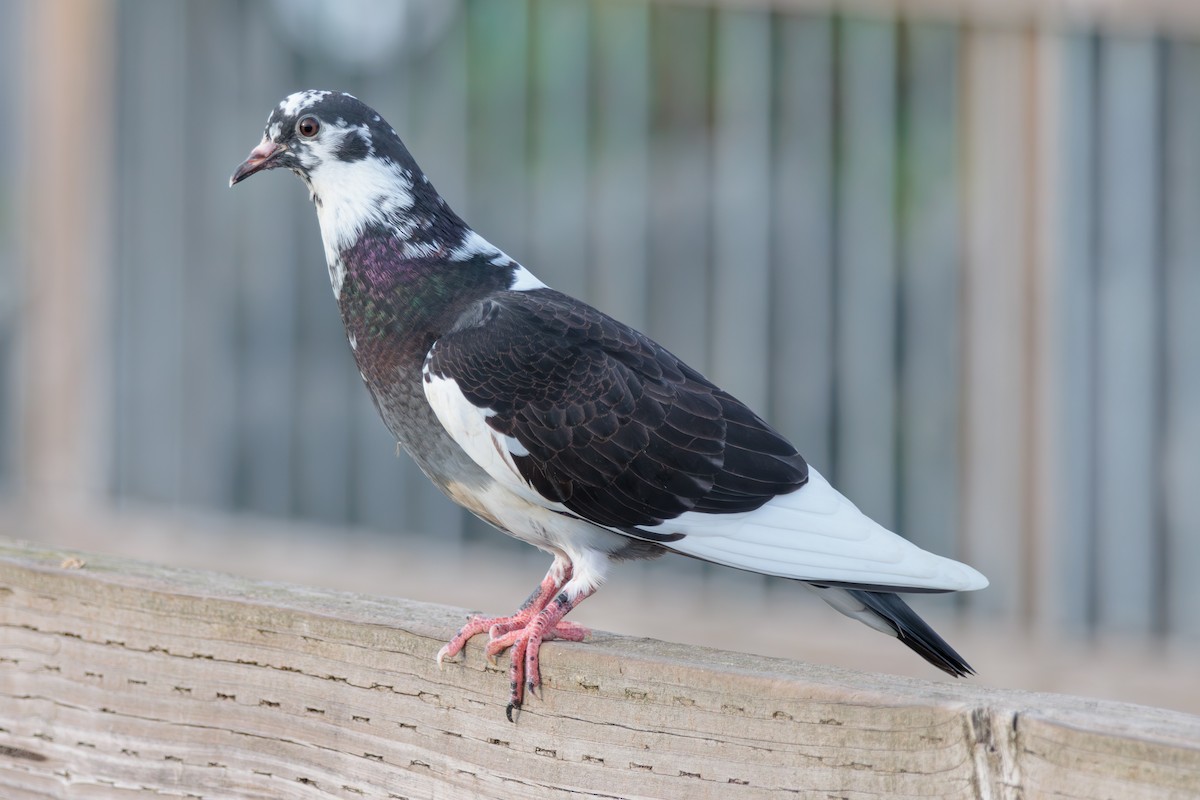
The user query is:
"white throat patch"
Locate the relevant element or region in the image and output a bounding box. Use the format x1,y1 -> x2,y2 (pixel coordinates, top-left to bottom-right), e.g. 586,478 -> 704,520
308,152 -> 416,299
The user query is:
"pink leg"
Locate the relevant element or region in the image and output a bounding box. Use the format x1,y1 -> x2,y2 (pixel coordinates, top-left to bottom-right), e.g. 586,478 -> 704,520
436,559 -> 592,720
435,562 -> 567,667
499,587 -> 593,721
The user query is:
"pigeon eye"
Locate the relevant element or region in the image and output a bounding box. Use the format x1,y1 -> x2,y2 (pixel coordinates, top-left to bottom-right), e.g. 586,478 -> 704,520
297,116 -> 320,138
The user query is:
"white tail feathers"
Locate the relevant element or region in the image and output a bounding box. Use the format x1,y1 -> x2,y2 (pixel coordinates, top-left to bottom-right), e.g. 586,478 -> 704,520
645,467 -> 988,593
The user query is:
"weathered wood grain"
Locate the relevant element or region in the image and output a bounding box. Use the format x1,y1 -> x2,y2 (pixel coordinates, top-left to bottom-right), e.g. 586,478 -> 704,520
1,541 -> 1197,800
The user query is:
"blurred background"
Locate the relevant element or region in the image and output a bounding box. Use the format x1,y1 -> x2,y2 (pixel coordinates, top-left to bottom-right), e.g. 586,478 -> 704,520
1,0 -> 1198,712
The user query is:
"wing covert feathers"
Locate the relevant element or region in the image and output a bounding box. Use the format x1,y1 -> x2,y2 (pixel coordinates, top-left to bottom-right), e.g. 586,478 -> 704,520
425,288 -> 988,595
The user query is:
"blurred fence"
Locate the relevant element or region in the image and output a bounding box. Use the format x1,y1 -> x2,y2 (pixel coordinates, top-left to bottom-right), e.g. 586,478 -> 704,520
1,0 -> 1199,643
0,1 -> 24,495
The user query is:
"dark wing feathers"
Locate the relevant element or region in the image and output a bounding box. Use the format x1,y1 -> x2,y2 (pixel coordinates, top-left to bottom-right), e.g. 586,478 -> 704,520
426,288 -> 808,530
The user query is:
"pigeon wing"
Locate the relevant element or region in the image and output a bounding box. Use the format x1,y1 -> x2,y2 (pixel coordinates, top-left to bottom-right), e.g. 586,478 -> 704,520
423,288 -> 986,593
422,288 -> 807,534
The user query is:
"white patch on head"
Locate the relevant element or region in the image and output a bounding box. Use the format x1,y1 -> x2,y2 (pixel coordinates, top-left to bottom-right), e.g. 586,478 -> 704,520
353,123 -> 373,152
348,331 -> 357,351
279,89 -> 332,118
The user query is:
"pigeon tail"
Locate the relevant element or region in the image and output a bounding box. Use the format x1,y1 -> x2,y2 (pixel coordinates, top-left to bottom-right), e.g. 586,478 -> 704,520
815,585 -> 974,677
647,468 -> 988,593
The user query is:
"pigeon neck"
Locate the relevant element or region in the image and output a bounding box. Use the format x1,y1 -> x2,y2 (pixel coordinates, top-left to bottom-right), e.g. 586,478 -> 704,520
310,151 -> 450,292
333,226 -> 519,379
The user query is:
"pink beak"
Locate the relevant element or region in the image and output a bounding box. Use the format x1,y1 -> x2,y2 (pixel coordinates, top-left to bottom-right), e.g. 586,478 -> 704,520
230,137 -> 285,187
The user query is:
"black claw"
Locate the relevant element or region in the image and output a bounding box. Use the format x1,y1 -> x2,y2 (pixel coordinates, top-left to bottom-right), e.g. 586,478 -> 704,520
506,702 -> 519,723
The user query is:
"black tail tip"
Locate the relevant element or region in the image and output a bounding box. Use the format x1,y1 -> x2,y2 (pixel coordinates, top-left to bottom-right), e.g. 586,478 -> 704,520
900,630 -> 974,678
851,589 -> 976,678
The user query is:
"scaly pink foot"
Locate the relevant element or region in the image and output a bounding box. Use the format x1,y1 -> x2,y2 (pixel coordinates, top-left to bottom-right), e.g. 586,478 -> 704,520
435,559 -> 593,720
435,562 -> 566,666
493,590 -> 592,720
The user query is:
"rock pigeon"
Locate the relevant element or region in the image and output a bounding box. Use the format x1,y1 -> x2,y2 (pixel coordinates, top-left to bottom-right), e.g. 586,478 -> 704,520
231,90 -> 988,720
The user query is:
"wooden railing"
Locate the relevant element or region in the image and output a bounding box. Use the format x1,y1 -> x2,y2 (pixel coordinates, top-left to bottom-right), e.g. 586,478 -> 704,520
2,540 -> 1197,799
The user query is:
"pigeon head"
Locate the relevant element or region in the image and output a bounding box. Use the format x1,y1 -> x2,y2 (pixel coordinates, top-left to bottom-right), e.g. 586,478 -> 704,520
230,90 -> 448,265
230,90 -> 403,187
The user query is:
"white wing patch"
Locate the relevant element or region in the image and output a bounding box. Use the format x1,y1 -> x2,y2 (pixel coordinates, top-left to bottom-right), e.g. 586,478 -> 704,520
637,468 -> 988,593
423,360 -> 628,589
422,366 -> 554,511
